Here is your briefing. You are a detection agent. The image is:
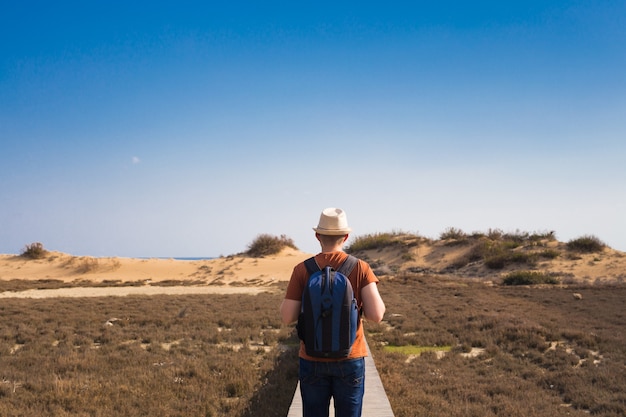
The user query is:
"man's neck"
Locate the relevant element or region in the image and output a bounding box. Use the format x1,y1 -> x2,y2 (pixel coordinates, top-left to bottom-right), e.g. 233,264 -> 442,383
320,245 -> 344,253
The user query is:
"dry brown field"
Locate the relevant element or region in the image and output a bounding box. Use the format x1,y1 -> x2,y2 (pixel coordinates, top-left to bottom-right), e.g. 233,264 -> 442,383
1,233 -> 625,416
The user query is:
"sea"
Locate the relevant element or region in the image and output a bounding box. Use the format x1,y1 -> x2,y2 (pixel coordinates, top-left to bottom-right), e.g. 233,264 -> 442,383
172,257 -> 216,261
138,257 -> 216,261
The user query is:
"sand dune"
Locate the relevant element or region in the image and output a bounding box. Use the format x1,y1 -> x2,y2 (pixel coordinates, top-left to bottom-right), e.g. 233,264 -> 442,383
356,238 -> 626,285
0,248 -> 310,298
1,240 -> 624,298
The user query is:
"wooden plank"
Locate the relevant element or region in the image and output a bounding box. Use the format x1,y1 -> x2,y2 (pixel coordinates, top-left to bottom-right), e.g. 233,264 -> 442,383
287,339 -> 394,416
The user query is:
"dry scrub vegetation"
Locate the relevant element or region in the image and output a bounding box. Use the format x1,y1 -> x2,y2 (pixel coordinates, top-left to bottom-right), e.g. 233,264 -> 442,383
0,290 -> 299,417
371,276 -> 626,417
347,230 -> 621,285
20,242 -> 48,260
2,233 -> 625,416
2,279 -> 624,416
245,234 -> 298,258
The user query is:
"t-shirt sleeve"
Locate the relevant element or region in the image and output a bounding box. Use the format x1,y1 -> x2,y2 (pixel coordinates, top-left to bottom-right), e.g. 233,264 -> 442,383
284,263 -> 307,301
358,259 -> 379,287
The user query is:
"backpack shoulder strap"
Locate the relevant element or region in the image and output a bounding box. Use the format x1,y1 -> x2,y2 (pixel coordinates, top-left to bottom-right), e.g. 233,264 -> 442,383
337,255 -> 359,277
304,257 -> 321,276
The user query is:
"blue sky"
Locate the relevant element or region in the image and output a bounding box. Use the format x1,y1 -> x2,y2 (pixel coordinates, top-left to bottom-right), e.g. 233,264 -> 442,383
1,1 -> 625,257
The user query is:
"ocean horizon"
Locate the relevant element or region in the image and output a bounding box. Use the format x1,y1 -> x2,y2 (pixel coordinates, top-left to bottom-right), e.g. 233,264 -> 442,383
138,257 -> 217,261
172,257 -> 216,261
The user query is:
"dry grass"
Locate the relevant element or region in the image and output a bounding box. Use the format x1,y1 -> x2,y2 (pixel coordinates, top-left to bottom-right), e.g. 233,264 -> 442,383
371,275 -> 626,417
246,234 -> 298,258
20,242 -> 48,259
566,235 -> 606,253
0,288 -> 299,417
1,275 -> 625,416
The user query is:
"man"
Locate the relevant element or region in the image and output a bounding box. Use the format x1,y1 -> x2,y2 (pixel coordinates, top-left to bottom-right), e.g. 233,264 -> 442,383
281,207 -> 386,417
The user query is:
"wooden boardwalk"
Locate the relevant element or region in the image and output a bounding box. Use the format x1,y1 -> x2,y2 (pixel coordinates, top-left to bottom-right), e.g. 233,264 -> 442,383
287,340 -> 394,416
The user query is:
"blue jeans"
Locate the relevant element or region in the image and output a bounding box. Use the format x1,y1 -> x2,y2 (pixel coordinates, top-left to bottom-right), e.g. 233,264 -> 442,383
299,357 -> 365,417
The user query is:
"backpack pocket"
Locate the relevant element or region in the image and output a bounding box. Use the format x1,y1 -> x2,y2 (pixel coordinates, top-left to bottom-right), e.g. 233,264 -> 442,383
296,312 -> 306,341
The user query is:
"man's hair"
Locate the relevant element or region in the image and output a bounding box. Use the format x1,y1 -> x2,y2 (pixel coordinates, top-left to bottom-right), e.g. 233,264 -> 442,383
318,234 -> 347,247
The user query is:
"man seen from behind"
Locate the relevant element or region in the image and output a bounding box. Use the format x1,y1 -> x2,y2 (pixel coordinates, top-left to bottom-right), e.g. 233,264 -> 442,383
281,207 -> 386,417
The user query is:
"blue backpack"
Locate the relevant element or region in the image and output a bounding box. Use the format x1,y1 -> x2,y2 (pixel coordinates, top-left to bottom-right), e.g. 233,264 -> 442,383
297,255 -> 360,358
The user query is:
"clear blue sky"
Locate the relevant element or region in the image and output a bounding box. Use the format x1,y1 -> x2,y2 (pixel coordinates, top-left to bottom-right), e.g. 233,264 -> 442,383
1,1 -> 625,257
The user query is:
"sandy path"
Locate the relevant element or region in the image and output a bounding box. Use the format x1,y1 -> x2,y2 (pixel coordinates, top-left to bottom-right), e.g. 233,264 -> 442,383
0,285 -> 273,299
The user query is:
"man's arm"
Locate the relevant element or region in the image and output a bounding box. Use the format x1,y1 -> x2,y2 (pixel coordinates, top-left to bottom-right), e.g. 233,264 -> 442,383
280,299 -> 301,325
361,282 -> 385,323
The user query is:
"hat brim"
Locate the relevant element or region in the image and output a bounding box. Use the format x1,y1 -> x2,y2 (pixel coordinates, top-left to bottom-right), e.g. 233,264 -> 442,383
312,227 -> 352,235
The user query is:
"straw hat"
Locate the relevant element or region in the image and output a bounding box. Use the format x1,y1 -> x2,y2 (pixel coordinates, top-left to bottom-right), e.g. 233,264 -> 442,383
313,208 -> 352,235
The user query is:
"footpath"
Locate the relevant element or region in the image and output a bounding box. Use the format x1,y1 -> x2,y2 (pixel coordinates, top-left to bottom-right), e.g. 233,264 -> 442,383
287,339 -> 395,416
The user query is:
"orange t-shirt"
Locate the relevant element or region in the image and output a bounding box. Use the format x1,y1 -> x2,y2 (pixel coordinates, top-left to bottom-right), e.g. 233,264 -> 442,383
284,251 -> 379,361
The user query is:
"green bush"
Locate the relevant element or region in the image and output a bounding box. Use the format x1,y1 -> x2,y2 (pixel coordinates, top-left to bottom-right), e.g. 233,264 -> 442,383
20,242 -> 47,259
246,234 -> 297,257
566,235 -> 606,253
501,271 -> 559,286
